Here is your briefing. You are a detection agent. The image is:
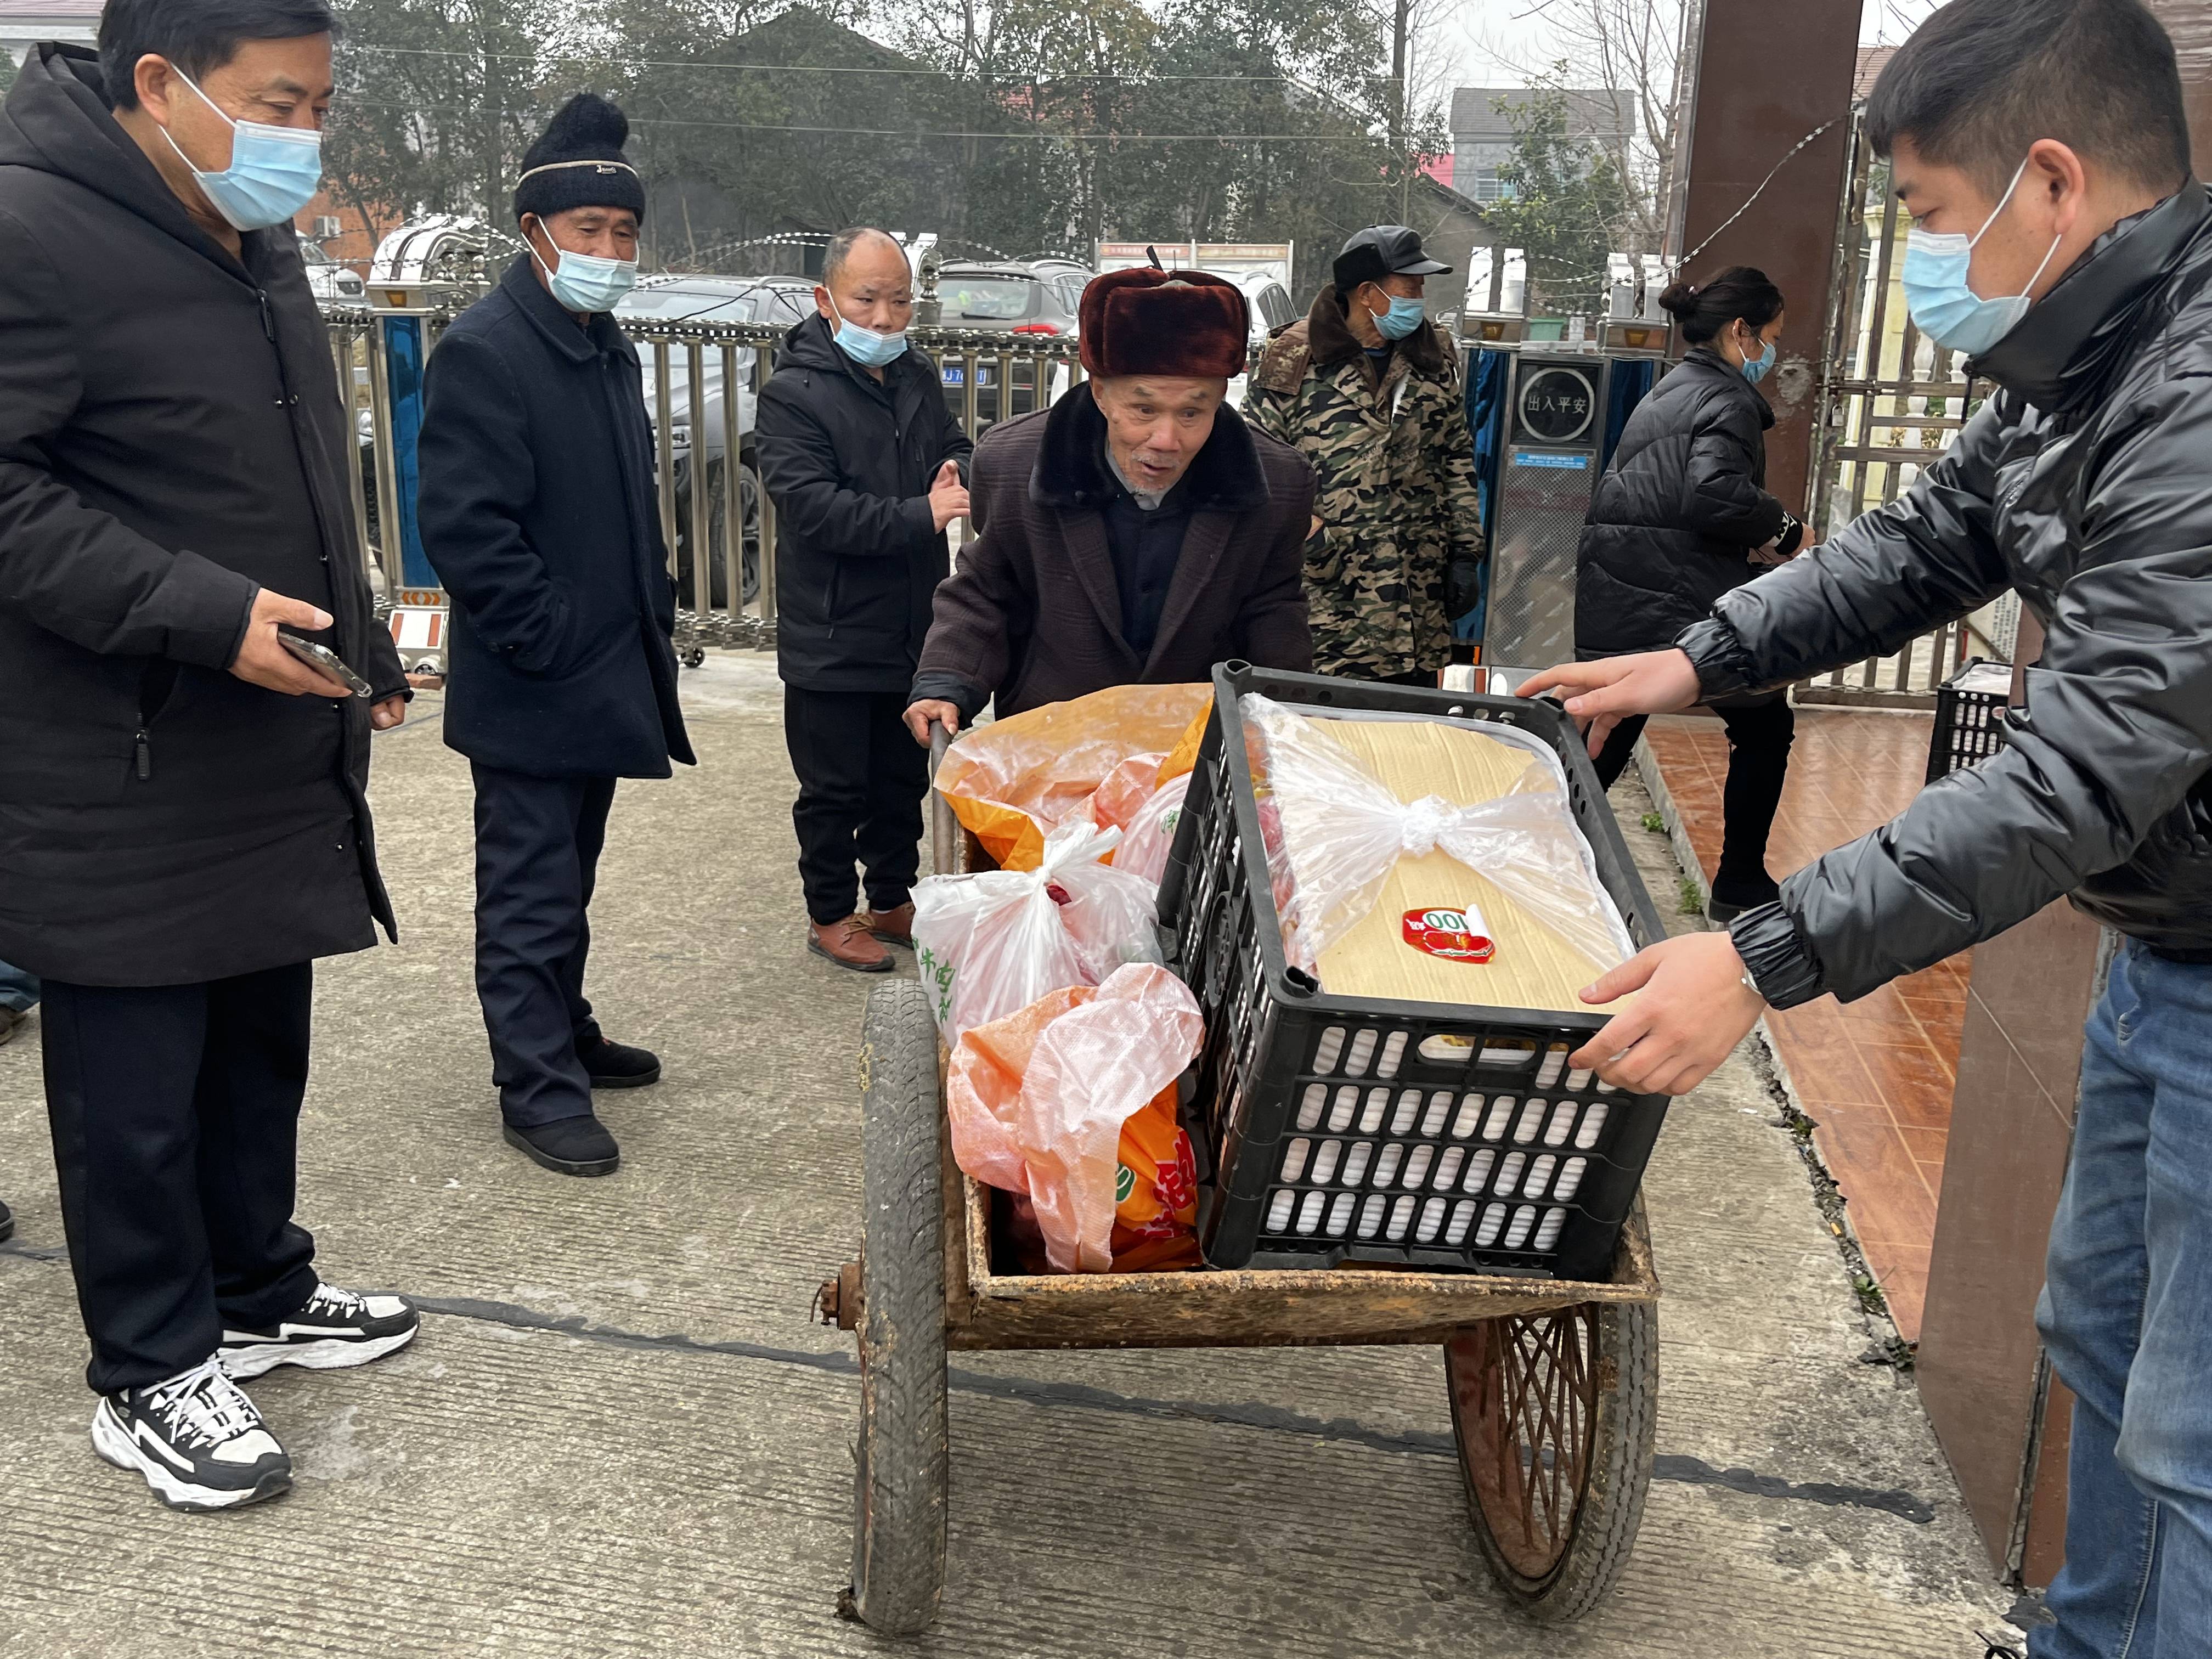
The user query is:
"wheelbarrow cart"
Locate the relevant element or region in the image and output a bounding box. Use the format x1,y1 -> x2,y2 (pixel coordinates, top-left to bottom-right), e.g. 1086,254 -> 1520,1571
817,674 -> 1665,1636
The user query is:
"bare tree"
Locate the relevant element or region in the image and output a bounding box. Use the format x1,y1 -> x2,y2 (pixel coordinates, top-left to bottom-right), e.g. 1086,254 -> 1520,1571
1458,0 -> 1694,257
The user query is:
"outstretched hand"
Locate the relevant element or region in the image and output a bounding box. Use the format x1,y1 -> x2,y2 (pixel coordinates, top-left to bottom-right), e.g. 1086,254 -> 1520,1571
1516,648 -> 1702,759
1570,932 -> 1767,1096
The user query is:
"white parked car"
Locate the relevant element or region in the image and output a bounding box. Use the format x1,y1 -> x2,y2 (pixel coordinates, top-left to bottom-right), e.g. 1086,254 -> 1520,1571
299,237 -> 365,304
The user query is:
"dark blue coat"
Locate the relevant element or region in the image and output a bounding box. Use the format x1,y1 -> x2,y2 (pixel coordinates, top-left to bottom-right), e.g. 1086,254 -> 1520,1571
418,257 -> 693,778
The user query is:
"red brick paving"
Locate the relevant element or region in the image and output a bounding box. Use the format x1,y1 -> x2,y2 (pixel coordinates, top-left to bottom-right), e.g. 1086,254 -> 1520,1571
1642,708 -> 1963,1342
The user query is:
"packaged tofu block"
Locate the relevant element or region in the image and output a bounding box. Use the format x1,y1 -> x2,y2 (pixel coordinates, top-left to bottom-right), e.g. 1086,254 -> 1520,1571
1243,695 -> 1637,1013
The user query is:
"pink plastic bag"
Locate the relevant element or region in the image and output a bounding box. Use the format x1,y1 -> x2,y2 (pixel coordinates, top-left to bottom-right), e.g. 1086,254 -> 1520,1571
946,963 -> 1204,1273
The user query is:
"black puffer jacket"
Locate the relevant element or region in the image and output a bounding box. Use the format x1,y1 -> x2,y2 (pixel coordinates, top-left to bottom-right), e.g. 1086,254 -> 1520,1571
1685,184 -> 2212,1007
1575,346 -> 1790,657
0,46 -> 404,986
755,312 -> 973,693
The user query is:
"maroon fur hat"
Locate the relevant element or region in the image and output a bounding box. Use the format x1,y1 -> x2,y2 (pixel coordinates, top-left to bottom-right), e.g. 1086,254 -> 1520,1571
1079,268 -> 1250,379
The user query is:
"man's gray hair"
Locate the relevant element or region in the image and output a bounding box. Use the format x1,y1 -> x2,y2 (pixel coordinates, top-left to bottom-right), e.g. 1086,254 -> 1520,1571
821,226 -> 904,289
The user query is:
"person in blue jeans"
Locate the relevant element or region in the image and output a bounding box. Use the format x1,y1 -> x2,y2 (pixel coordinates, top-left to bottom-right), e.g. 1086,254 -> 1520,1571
1521,2 -> 2212,1652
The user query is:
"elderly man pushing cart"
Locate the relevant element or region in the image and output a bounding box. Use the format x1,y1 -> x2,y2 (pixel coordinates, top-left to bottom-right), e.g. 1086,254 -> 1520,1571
903,264 -> 1317,736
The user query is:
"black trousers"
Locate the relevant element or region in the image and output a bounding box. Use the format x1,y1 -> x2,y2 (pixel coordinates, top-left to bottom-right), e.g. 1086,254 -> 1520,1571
784,687 -> 928,926
472,763 -> 616,1128
1594,697 -> 1797,894
41,965 -> 319,1395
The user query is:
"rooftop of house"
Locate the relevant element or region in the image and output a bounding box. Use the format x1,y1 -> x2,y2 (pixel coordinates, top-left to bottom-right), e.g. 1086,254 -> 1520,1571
0,0 -> 103,19
1451,86 -> 1635,144
1855,44 -> 1897,103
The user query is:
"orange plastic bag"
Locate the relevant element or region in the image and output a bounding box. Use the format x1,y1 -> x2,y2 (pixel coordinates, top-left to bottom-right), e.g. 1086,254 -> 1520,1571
945,962 -> 1205,1273
1108,1082 -> 1202,1271
1000,1084 -> 1202,1274
934,685 -> 1211,871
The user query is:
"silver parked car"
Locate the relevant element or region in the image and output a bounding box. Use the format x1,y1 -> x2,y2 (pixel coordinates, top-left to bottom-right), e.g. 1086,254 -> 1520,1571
615,274 -> 816,608
930,260 -> 1085,428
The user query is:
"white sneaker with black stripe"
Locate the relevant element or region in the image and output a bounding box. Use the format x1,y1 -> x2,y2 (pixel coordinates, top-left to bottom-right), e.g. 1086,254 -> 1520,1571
91,1357 -> 291,1511
219,1283 -> 420,1380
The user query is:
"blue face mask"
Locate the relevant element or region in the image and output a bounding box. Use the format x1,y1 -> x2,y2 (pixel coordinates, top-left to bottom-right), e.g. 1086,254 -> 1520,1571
529,230 -> 637,315
1739,336 -> 1775,383
828,296 -> 909,368
160,67 -> 323,232
1900,155 -> 2063,358
1373,294 -> 1426,340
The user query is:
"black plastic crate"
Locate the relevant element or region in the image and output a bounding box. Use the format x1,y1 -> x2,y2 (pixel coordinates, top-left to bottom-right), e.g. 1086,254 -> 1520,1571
1156,664 -> 1671,1282
1926,658 -> 2013,785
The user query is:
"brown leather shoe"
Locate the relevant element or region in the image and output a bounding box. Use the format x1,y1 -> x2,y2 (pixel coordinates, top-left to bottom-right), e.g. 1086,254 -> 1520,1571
808,915 -> 893,973
866,902 -> 915,949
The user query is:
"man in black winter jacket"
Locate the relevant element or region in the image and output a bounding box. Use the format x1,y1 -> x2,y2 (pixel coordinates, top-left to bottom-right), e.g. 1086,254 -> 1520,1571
1525,3 -> 2212,1650
757,227 -> 973,973
0,9 -> 419,1512
418,94 -> 693,1180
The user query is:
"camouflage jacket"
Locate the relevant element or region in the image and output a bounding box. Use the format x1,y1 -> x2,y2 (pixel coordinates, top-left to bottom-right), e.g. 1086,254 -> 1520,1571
1243,287 -> 1484,678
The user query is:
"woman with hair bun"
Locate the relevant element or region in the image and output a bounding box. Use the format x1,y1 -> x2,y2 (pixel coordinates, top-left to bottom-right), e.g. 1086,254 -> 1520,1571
1572,264 -> 1807,921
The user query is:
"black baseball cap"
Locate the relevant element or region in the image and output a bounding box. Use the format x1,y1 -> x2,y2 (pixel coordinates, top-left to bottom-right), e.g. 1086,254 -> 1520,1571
1333,225 -> 1452,294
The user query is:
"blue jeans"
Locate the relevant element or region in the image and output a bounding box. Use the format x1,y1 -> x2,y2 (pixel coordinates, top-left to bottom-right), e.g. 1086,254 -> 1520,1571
2033,942 -> 2212,1657
0,957 -> 36,1014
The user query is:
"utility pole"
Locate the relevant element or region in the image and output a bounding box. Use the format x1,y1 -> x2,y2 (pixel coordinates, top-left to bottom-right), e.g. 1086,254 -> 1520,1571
1391,0 -> 1412,219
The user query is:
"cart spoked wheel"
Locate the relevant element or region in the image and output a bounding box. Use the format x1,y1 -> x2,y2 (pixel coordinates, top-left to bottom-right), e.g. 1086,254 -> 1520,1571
838,980 -> 949,1636
1446,1296 -> 1657,1622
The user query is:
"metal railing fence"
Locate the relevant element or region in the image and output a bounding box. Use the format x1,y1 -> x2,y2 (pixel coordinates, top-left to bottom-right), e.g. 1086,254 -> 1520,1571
1804,113 -> 2007,707
330,303 -> 1107,635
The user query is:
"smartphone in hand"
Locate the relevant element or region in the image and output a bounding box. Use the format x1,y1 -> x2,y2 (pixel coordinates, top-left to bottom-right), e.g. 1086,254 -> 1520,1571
276,629 -> 372,697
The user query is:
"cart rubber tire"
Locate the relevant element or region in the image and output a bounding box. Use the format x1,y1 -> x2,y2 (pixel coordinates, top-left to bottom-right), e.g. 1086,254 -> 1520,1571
1446,1299 -> 1656,1623
840,980 -> 949,1635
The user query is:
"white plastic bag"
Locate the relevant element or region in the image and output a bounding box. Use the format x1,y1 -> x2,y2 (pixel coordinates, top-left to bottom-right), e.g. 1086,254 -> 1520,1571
1113,772 -> 1192,885
1243,695 -> 1635,977
912,821 -> 1164,1045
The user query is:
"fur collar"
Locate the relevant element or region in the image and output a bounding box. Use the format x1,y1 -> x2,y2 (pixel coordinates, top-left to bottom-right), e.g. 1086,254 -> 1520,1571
1305,282 -> 1450,375
1030,383 -> 1269,513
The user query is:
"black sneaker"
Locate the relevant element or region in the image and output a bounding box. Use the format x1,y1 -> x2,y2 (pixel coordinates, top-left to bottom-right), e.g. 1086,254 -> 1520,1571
219,1283 -> 420,1380
579,1035 -> 661,1089
91,1357 -> 291,1511
0,1198 -> 12,1244
503,1114 -> 620,1176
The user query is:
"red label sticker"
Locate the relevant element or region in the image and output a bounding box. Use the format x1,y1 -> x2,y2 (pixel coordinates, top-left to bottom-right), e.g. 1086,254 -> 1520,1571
1402,906 -> 1496,963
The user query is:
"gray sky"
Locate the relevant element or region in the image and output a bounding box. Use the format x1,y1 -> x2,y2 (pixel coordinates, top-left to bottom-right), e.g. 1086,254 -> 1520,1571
1432,0 -> 1947,95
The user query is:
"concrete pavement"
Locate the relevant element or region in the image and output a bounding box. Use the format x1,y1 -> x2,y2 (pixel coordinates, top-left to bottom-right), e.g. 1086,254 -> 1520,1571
0,653 -> 2025,1656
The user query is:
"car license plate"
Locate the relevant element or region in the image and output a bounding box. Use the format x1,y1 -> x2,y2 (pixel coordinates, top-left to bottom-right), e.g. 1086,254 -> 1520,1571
941,366 -> 963,386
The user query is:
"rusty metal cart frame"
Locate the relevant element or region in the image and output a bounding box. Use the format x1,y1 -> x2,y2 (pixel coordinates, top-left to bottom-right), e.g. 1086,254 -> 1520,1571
816,736 -> 1661,1637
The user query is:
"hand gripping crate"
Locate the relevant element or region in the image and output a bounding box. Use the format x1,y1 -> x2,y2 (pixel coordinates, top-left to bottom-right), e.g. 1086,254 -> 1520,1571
1157,664 -> 1672,1281
1925,658 -> 2013,785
